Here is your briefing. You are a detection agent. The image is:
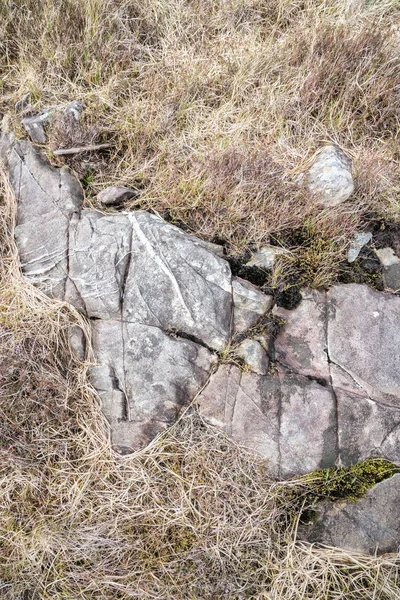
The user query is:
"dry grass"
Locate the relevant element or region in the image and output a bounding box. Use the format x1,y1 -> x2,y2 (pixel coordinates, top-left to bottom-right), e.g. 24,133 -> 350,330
0,0 -> 399,286
1,1 -> 400,597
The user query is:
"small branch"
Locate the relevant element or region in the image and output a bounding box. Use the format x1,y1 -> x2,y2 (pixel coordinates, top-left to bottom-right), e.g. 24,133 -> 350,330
53,143 -> 112,156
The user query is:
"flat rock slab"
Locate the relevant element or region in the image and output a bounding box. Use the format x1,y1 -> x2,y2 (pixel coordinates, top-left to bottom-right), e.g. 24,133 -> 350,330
200,283 -> 400,476
299,474 -> 400,555
0,133 -> 271,453
197,364 -> 337,478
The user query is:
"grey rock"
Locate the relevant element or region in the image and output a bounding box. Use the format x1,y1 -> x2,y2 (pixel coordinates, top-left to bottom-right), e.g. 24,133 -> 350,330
236,339 -> 269,375
64,100 -> 83,121
21,110 -> 54,144
383,263 -> 400,292
2,133 -> 233,452
337,390 -> 400,467
232,277 -> 273,334
91,319 -> 215,451
67,210 -> 132,319
375,248 -> 400,291
69,325 -> 86,361
375,247 -> 400,267
15,92 -> 31,114
347,232 -> 372,263
5,131 -> 400,497
192,239 -> 226,259
246,245 -> 289,269
273,289 -> 330,382
97,186 -> 137,205
299,474 -> 400,555
328,284 -> 400,406
121,212 -> 232,352
197,366 -> 337,478
308,145 -> 354,207
197,365 -> 281,475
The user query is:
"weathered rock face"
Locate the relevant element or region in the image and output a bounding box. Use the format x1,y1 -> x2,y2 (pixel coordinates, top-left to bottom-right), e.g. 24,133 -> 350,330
307,144 -> 354,207
199,284 -> 400,476
299,474 -> 400,555
0,134 -> 270,453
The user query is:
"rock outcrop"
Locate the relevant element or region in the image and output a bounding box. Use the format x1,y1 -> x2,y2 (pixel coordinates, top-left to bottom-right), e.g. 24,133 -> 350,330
1,133 -> 399,474
0,133 -> 270,453
299,474 -> 400,555
2,133 -> 400,556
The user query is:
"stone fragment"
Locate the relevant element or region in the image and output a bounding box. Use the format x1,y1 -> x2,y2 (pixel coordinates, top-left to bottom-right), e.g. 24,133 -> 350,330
328,284 -> 400,406
197,366 -> 337,478
69,325 -> 86,361
122,212 -> 232,351
15,92 -> 31,114
246,245 -> 289,269
91,319 -> 215,452
308,145 -> 354,207
64,100 -> 83,121
21,109 -> 54,144
97,186 -> 137,205
374,247 -> 400,291
375,247 -> 400,267
232,277 -> 273,334
273,289 -> 329,381
347,232 -> 372,263
299,474 -> 400,555
337,390 -> 400,467
236,339 -> 269,375
383,264 -> 400,292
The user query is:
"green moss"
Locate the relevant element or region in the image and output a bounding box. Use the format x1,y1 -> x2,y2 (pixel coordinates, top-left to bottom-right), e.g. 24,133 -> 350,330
302,457 -> 399,503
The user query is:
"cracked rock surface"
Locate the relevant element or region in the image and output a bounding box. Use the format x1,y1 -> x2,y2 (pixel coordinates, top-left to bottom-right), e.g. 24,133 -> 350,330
2,134 -> 400,484
299,474 -> 400,555
199,285 -> 400,477
0,134 -> 270,453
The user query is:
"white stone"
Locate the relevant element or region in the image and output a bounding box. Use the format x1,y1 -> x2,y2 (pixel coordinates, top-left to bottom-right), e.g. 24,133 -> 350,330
308,144 -> 354,207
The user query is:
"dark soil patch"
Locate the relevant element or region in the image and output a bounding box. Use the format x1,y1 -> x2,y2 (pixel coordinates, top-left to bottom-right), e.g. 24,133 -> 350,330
372,221 -> 400,255
338,247 -> 384,290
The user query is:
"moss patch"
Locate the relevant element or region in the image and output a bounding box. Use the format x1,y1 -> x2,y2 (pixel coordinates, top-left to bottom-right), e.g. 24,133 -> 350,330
302,457 -> 399,504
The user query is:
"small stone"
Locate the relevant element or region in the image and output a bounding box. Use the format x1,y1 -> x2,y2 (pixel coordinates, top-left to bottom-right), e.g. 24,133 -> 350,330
246,245 -> 289,269
22,110 -> 53,144
375,247 -> 400,267
347,232 -> 372,263
308,144 -> 354,207
64,100 -> 83,121
69,325 -> 86,361
383,263 -> 400,292
236,339 -> 269,375
299,474 -> 400,555
232,277 -> 273,334
97,186 -> 137,205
